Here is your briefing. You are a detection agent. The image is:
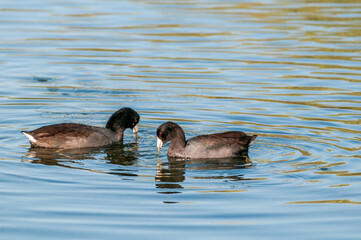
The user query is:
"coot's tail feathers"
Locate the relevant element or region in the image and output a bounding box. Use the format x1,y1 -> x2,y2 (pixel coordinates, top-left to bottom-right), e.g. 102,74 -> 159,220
248,135 -> 257,146
22,131 -> 37,144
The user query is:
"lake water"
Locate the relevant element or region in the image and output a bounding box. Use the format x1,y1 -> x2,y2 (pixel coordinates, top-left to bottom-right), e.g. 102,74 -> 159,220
1,0 -> 360,239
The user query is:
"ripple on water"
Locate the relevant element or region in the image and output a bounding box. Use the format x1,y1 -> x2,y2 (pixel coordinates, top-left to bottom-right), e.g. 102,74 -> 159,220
1,0 -> 361,239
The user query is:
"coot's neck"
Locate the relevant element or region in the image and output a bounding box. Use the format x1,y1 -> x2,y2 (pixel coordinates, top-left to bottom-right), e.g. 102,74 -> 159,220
105,117 -> 126,141
115,129 -> 125,142
169,127 -> 186,152
106,127 -> 124,142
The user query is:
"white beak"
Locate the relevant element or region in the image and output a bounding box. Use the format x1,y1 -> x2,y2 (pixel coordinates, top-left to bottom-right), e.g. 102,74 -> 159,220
157,137 -> 163,152
132,124 -> 138,135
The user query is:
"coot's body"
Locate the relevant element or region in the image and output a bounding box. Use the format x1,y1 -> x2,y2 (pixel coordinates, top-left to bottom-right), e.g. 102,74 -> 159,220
156,121 -> 257,159
22,107 -> 139,149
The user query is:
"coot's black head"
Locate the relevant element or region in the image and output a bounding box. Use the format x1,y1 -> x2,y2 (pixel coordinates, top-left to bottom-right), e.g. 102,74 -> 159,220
106,107 -> 140,134
156,121 -> 182,144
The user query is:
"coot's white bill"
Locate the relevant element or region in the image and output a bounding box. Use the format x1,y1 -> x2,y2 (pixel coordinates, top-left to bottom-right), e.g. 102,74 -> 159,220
157,137 -> 163,152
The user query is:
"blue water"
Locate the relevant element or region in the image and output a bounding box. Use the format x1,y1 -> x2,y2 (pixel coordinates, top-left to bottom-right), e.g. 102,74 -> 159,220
1,0 -> 360,239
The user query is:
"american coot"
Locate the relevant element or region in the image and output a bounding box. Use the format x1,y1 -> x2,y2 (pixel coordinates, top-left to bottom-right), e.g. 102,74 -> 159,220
156,121 -> 257,159
22,107 -> 140,149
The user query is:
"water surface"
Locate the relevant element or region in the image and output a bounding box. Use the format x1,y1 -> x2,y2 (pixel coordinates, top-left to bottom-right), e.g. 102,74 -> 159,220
1,0 -> 360,239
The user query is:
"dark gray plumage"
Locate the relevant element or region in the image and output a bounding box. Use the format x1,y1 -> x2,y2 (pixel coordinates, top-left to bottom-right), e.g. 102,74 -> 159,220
156,121 -> 257,159
22,107 -> 139,149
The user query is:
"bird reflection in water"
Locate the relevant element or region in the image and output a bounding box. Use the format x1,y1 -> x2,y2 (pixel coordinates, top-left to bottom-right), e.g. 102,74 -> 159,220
155,155 -> 252,194
22,141 -> 139,175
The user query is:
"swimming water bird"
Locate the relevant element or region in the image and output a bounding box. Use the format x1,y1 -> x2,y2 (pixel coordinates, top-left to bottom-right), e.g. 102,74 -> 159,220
156,121 -> 257,159
22,107 -> 140,149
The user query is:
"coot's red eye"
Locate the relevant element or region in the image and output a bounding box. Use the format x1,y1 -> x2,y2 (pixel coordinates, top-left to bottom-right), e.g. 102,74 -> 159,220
159,132 -> 162,136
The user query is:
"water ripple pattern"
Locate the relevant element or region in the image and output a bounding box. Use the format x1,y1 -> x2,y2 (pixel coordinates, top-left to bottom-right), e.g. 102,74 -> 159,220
0,0 -> 360,240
